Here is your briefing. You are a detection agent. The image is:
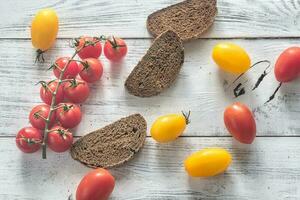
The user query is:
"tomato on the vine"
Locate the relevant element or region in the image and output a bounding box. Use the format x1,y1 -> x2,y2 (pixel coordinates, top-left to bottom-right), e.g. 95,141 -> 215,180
52,57 -> 79,79
40,80 -> 64,105
64,79 -> 90,103
77,36 -> 102,59
47,125 -> 73,152
104,37 -> 127,62
16,127 -> 42,153
76,168 -> 115,200
79,58 -> 103,83
29,104 -> 56,130
56,103 -> 82,128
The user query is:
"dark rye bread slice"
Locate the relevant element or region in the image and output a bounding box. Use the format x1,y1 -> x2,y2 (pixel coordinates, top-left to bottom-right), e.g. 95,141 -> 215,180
125,30 -> 184,97
70,114 -> 147,168
147,0 -> 217,41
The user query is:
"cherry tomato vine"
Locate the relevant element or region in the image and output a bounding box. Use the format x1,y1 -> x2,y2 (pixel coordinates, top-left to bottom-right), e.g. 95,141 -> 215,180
16,36 -> 128,159
41,45 -> 82,159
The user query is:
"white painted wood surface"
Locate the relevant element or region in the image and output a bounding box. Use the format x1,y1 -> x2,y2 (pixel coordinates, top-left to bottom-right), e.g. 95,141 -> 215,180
1,39 -> 300,137
1,0 -> 300,199
0,137 -> 300,200
1,0 -> 300,38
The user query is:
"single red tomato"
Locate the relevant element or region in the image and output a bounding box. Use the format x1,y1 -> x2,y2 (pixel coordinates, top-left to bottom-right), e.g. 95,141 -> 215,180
53,57 -> 79,79
56,103 -> 82,128
47,125 -> 73,152
29,104 -> 56,129
77,36 -> 102,59
224,102 -> 256,144
16,127 -> 42,153
79,58 -> 103,83
40,80 -> 64,105
76,168 -> 115,200
275,47 -> 300,82
64,79 -> 90,103
104,37 -> 127,62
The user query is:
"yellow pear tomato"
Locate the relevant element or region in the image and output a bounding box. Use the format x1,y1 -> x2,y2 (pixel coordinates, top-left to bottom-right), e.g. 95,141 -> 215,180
184,148 -> 232,177
151,112 -> 190,143
31,8 -> 59,52
212,42 -> 251,74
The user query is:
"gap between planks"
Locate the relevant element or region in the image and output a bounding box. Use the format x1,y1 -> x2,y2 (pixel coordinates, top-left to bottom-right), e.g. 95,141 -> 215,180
2,36 -> 300,40
2,135 -> 300,138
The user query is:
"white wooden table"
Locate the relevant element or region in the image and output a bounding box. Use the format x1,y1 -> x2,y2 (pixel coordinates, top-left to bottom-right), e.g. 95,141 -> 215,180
1,0 -> 300,199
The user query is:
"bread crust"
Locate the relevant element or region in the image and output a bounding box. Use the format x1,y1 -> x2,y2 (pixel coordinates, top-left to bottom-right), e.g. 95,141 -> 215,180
147,0 -> 217,41
70,114 -> 147,168
125,30 -> 184,97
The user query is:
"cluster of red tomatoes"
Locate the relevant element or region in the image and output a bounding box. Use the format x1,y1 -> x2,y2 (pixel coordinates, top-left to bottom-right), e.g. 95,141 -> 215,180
16,36 -> 127,154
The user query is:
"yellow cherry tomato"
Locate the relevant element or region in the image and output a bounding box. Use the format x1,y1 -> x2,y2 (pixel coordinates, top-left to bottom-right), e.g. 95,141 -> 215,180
151,112 -> 190,143
31,8 -> 59,51
184,148 -> 232,177
212,42 -> 251,74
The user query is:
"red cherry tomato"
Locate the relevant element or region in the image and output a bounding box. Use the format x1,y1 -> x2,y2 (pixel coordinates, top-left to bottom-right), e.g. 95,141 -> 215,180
29,104 -> 56,129
47,125 -> 73,153
224,102 -> 256,144
104,37 -> 127,62
16,127 -> 42,153
56,103 -> 82,128
53,57 -> 79,79
64,79 -> 90,104
79,58 -> 103,83
76,168 -> 115,200
77,36 -> 102,59
40,80 -> 64,105
274,47 -> 300,82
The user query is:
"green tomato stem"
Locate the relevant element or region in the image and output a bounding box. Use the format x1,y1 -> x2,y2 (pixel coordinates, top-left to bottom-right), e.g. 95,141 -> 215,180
41,36 -> 110,159
41,46 -> 85,159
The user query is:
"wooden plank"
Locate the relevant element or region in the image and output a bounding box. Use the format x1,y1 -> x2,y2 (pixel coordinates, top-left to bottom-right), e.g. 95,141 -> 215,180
1,137 -> 299,199
1,38 -> 300,137
1,0 -> 300,38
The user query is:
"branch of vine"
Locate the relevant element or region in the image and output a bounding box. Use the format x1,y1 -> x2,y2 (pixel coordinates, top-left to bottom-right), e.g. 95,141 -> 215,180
41,39 -> 99,159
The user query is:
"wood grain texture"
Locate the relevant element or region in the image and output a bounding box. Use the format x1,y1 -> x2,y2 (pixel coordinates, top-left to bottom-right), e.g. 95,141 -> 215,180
1,38 -> 300,137
1,1 -> 300,199
1,0 -> 300,38
1,137 -> 300,200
